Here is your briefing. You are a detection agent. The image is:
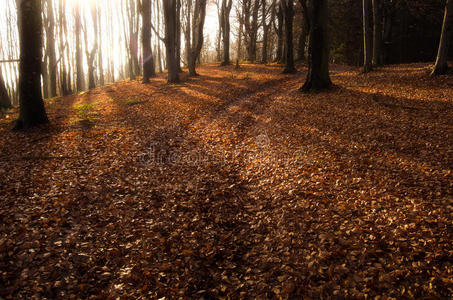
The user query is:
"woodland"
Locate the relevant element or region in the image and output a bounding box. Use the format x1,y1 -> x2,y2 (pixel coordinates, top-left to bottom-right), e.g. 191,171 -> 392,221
0,0 -> 452,298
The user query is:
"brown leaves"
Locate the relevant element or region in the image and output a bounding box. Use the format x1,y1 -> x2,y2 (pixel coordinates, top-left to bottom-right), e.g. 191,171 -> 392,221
0,63 -> 452,298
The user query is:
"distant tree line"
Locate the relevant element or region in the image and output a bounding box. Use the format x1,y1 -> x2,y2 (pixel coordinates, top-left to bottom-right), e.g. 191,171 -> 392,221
0,0 -> 451,129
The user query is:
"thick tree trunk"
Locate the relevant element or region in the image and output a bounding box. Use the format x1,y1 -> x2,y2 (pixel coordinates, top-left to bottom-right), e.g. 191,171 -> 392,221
221,0 -> 233,65
372,0 -> 383,66
300,0 -> 331,92
282,0 -> 296,73
363,0 -> 373,73
432,0 -> 453,76
163,0 -> 179,82
249,0 -> 260,62
14,0 -> 49,130
142,0 -> 155,83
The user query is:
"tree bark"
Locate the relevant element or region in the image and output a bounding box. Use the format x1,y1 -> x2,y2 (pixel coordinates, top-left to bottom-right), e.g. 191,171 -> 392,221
363,0 -> 373,73
188,0 -> 207,76
75,2 -> 84,92
59,0 -> 71,95
296,0 -> 309,61
84,5 -> 98,90
432,0 -> 453,76
163,0 -> 180,82
236,5 -> 244,68
14,0 -> 49,130
221,0 -> 233,65
261,0 -> 275,64
281,0 -> 296,73
97,1 -> 104,86
275,4 -> 284,63
176,0 -> 183,72
0,70 -> 12,109
141,0 -> 155,83
45,0 -> 57,97
372,0 -> 383,66
300,0 -> 331,92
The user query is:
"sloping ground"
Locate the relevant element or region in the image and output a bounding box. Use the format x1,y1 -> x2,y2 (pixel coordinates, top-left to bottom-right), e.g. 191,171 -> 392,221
0,63 -> 452,299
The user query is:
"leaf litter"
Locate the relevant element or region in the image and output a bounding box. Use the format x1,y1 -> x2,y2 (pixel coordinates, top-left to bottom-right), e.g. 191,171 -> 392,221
0,63 -> 452,298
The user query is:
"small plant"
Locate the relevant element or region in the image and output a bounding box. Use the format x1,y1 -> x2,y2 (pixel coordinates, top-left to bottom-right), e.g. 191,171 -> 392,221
73,102 -> 97,120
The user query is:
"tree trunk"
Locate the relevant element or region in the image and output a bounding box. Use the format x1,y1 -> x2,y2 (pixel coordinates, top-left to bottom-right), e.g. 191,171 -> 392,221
281,0 -> 296,73
45,0 -> 57,97
297,0 -> 309,62
216,0 -> 223,62
300,0 -> 331,92
176,0 -> 183,72
249,0 -> 260,62
432,0 -> 453,76
275,4 -> 284,63
188,0 -> 207,76
14,0 -> 49,130
363,0 -> 373,73
141,0 -> 155,83
75,2 -> 84,92
0,70 -> 12,109
97,1 -> 104,86
261,0 -> 273,64
59,0 -> 71,95
84,5 -> 98,90
372,0 -> 383,66
236,7 -> 243,68
163,0 -> 180,82
221,0 -> 233,65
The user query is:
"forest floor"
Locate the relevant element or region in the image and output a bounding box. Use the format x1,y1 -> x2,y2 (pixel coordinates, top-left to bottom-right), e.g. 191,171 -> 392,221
0,63 -> 452,299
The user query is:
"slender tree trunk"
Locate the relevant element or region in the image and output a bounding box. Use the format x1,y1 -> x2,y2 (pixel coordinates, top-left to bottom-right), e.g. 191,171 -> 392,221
0,70 -> 12,109
58,0 -> 69,95
97,1 -> 104,86
157,0 -> 163,73
297,0 -> 309,62
176,0 -> 183,72
188,0 -> 207,76
236,7 -> 243,68
75,2 -> 84,92
432,0 -> 453,76
372,0 -> 383,66
85,3 -> 98,90
282,0 -> 296,73
260,0 -> 270,64
14,0 -> 49,130
275,4 -> 284,63
142,0 -> 155,83
300,0 -> 331,92
45,0 -> 57,97
363,0 -> 373,73
216,0 -> 223,62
